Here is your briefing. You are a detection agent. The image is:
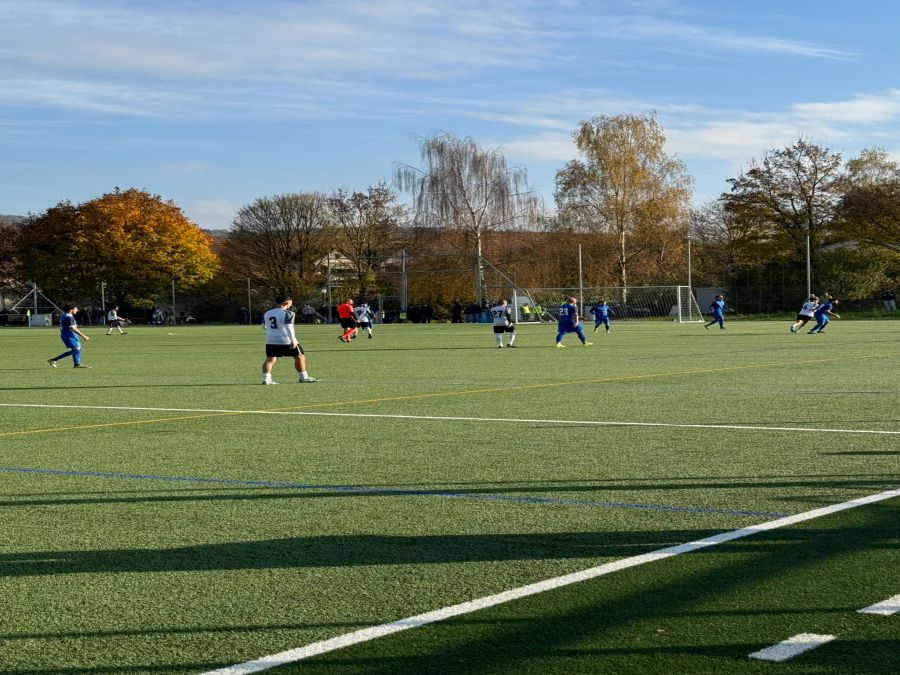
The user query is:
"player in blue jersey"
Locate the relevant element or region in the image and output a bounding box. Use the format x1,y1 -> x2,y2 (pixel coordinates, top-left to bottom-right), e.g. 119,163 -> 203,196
808,295 -> 840,334
48,305 -> 91,368
704,294 -> 731,330
555,296 -> 592,347
589,300 -> 615,333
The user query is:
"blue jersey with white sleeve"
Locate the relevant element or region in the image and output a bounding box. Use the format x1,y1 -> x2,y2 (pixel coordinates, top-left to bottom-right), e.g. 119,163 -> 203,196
710,299 -> 725,317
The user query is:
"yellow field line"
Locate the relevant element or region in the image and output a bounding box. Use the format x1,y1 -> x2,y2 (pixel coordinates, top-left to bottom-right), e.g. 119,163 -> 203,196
0,412 -> 242,438
4,351 -> 896,437
267,351 -> 898,412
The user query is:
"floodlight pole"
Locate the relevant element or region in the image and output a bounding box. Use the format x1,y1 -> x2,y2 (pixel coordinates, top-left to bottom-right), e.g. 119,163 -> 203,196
100,281 -> 107,324
246,278 -> 252,324
326,253 -> 333,323
805,234 -> 811,298
578,244 -> 584,314
687,236 -> 692,290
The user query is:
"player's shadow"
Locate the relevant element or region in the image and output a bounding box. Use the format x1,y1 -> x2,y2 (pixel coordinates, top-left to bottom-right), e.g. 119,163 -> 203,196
286,504 -> 899,674
0,528 -> 725,577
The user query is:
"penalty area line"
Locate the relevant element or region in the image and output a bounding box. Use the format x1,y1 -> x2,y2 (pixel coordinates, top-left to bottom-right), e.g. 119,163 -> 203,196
1,403 -> 898,436
200,487 -> 900,675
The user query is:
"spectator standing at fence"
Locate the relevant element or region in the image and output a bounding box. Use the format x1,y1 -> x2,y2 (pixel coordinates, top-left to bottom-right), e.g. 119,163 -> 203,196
48,305 -> 91,368
882,289 -> 897,312
556,297 -> 592,347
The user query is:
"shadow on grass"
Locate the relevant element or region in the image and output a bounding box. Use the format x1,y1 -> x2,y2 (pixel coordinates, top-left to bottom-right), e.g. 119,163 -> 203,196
0,529 -> 722,577
279,501 -> 900,675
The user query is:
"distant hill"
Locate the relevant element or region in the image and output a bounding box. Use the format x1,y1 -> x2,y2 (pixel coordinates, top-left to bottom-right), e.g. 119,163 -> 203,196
0,214 -> 26,224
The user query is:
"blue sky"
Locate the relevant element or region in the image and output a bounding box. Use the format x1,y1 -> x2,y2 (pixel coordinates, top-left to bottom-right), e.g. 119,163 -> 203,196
3,0 -> 900,229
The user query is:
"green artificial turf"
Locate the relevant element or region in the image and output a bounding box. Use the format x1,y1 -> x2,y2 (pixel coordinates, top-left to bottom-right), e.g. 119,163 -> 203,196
0,320 -> 897,674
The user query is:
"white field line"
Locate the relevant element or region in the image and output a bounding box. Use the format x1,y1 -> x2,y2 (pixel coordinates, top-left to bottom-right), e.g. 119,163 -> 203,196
748,633 -> 836,662
858,593 -> 900,616
1,403 -> 899,436
200,488 -> 900,675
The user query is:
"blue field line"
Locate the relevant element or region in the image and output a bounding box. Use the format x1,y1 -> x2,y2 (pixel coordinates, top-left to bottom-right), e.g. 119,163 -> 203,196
0,466 -> 792,518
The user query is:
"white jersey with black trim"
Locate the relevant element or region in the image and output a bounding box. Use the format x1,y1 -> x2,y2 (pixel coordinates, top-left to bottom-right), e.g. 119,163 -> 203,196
263,307 -> 297,344
353,305 -> 374,323
490,304 -> 513,326
799,300 -> 818,318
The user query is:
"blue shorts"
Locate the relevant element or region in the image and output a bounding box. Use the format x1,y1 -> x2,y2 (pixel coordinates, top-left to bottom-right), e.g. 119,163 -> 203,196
62,336 -> 81,350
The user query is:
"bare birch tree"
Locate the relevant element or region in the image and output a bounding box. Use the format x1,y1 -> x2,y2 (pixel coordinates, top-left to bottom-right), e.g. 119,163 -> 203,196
394,132 -> 542,304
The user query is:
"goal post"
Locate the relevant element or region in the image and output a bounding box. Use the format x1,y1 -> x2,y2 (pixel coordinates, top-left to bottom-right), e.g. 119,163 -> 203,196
503,286 -> 704,323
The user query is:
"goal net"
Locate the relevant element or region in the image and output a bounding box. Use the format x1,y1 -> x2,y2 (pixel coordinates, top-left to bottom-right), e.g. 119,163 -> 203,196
505,286 -> 704,323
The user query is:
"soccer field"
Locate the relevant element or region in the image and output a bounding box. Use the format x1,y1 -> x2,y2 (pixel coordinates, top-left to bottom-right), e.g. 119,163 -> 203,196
0,320 -> 897,674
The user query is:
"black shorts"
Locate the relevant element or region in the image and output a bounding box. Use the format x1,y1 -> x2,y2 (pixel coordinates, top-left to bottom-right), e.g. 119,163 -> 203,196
493,324 -> 515,334
795,314 -> 813,322
339,318 -> 357,329
265,343 -> 303,358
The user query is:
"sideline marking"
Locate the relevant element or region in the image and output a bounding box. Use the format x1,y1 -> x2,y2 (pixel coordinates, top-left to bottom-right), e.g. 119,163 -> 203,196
201,488 -> 900,674
1,403 -> 898,437
0,466 -> 789,519
748,633 -> 836,662
858,593 -> 900,616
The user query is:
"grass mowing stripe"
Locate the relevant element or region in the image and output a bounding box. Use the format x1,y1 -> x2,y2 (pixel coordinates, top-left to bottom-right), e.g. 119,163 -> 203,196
200,487 -> 900,675
0,467 -> 789,518
1,403 -> 898,436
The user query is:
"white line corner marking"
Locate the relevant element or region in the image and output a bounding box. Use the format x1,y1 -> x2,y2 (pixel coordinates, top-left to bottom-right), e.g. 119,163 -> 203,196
858,593 -> 900,616
748,633 -> 836,662
199,488 -> 900,675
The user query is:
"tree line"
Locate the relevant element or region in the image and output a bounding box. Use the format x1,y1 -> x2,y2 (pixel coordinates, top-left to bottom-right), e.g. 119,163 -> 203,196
2,114 -> 898,320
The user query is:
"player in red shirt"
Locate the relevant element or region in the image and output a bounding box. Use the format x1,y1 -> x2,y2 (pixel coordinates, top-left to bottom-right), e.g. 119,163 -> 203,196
336,299 -> 358,342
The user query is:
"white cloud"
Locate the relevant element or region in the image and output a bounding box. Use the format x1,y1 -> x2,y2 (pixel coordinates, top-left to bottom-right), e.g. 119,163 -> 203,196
187,199 -> 240,229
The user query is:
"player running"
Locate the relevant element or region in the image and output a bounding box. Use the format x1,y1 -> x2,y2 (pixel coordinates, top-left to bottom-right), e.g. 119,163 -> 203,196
704,294 -> 732,330
490,299 -> 517,348
555,297 -> 592,347
790,295 -> 819,333
808,295 -> 840,334
352,302 -> 376,339
336,299 -> 357,343
48,305 -> 91,368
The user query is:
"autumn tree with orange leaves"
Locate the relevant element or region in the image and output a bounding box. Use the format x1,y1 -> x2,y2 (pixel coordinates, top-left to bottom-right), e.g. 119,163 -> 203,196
17,188 -> 218,307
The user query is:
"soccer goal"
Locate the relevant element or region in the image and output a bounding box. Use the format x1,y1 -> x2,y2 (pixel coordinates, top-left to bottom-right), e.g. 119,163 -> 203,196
510,286 -> 704,323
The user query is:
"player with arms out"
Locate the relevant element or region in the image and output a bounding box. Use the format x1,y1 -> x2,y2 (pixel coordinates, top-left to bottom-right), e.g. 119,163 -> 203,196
589,299 -> 615,333
490,299 -> 517,348
261,296 -> 319,384
555,296 -> 592,347
48,304 -> 91,368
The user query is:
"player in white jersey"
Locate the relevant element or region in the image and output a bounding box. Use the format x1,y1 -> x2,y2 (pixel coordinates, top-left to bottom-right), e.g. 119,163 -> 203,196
790,295 -> 819,333
261,296 -> 319,384
490,299 -> 517,348
352,302 -> 376,339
